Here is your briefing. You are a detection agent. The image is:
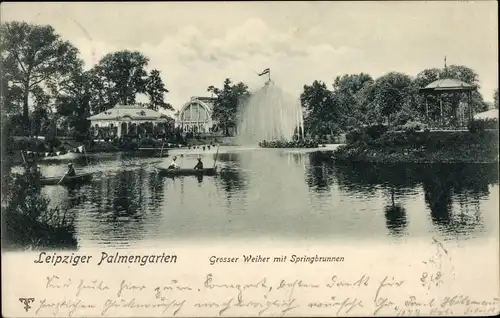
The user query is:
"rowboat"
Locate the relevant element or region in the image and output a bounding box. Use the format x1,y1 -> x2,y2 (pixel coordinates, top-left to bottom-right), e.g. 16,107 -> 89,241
156,166 -> 218,176
39,172 -> 93,186
40,152 -> 83,161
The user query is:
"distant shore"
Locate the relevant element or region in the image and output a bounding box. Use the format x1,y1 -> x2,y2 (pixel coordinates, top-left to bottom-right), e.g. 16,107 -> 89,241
332,129 -> 499,164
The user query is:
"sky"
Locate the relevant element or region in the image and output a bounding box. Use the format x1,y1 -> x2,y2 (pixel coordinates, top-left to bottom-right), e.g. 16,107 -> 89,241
2,1 -> 498,111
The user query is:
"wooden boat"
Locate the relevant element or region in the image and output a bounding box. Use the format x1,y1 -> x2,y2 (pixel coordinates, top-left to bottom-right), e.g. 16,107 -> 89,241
39,172 -> 93,186
156,166 -> 218,176
40,152 -> 83,161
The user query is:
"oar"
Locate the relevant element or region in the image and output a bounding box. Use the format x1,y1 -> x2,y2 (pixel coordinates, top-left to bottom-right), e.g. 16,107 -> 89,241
57,171 -> 68,185
82,145 -> 90,166
20,150 -> 27,166
213,144 -> 220,169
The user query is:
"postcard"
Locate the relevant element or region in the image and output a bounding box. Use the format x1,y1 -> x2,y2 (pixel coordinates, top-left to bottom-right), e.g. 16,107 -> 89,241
1,1 -> 499,317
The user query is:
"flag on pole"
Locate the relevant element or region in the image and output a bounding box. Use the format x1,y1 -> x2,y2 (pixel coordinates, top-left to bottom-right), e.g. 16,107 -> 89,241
258,68 -> 270,76
78,146 -> 84,153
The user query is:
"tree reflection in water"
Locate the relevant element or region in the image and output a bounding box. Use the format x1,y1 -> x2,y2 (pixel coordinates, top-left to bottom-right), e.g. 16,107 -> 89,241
421,163 -> 497,235
332,161 -> 498,236
384,189 -> 408,236
87,169 -> 150,246
215,152 -> 247,196
304,152 -> 336,192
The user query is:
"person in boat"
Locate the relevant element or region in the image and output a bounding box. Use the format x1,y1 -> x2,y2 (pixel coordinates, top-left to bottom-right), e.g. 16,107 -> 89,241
168,156 -> 180,169
194,157 -> 204,170
67,163 -> 76,177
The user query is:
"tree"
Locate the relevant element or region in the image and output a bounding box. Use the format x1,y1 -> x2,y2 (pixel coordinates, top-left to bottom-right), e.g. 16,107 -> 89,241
300,80 -> 339,137
55,71 -> 93,141
29,85 -> 51,137
331,73 -> 374,130
208,79 -> 250,136
0,21 -> 82,132
145,69 -> 173,111
90,50 -> 149,108
370,72 -> 413,126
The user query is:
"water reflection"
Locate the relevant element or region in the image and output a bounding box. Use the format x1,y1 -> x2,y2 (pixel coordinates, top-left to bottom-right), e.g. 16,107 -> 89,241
305,152 -> 335,192
330,157 -> 498,236
215,152 -> 248,195
33,150 -> 498,248
420,164 -> 494,235
384,189 -> 408,236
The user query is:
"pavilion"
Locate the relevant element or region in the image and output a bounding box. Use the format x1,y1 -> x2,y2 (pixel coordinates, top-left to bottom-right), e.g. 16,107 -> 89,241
419,76 -> 477,127
87,104 -> 173,139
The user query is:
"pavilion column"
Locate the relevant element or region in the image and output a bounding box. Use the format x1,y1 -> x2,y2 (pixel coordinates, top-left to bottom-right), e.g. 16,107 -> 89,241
117,122 -> 122,138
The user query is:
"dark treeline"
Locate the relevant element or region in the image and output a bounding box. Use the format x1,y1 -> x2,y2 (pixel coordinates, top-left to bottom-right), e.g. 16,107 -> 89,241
300,68 -> 496,139
1,22 -> 174,141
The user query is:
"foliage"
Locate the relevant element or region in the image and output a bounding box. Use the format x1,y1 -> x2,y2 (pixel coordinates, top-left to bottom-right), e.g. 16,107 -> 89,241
89,50 -> 149,110
332,73 -> 374,129
145,69 -> 173,111
370,72 -> 413,126
467,118 -> 499,134
335,129 -> 499,163
394,121 -> 428,132
301,80 -> 339,137
55,71 -> 93,141
259,140 -> 319,148
3,168 -> 77,250
0,21 -> 83,131
208,78 -> 250,136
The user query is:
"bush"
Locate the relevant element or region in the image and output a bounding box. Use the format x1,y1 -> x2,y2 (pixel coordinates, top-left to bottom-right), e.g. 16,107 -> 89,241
3,168 -> 77,250
365,124 -> 388,140
468,118 -> 498,133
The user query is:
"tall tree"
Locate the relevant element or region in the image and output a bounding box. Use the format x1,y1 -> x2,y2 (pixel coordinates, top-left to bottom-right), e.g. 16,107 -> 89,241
90,50 -> 149,107
145,69 -> 173,111
300,80 -> 339,137
370,72 -> 413,126
55,71 -> 93,141
0,21 -> 82,131
208,78 -> 250,136
332,73 -> 374,130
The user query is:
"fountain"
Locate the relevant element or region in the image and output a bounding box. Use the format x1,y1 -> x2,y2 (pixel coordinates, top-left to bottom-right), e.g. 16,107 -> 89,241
237,80 -> 308,147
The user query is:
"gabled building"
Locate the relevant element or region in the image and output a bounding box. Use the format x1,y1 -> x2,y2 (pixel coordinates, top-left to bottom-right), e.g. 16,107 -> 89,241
87,104 -> 172,138
175,96 -> 217,133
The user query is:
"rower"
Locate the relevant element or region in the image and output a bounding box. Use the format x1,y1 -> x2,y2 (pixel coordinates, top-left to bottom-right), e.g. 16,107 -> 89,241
168,156 -> 180,169
67,163 -> 76,177
194,156 -> 204,170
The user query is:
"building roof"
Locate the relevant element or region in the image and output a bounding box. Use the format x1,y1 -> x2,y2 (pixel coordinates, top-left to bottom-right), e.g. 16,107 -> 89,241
473,109 -> 498,120
88,104 -> 170,121
176,97 -> 217,119
419,78 -> 477,93
191,96 -> 216,111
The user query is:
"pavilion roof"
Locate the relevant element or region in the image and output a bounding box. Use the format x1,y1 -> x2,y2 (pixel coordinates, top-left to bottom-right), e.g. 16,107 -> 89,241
88,104 -> 169,121
419,78 -> 477,93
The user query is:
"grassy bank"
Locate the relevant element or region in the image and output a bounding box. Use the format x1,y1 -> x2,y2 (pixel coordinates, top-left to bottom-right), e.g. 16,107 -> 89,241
333,121 -> 499,163
2,168 -> 77,250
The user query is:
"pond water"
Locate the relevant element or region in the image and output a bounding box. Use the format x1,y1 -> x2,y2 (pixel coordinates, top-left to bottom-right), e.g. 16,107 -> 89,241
34,146 -> 498,249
